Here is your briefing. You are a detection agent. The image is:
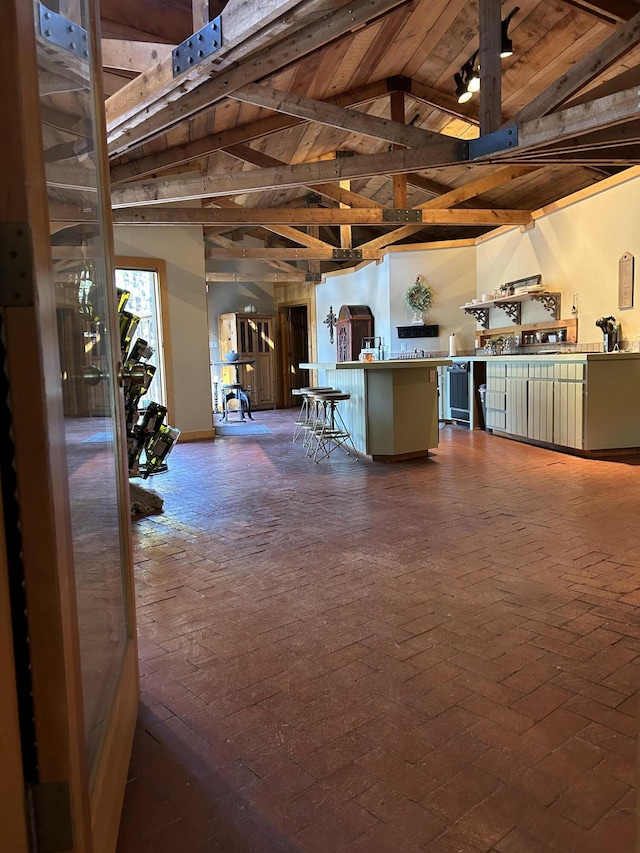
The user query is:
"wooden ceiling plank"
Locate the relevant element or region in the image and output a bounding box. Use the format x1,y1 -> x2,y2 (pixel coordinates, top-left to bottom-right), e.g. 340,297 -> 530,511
106,0 -> 412,154
506,8 -> 640,125
111,141 -> 467,207
229,82 -> 452,147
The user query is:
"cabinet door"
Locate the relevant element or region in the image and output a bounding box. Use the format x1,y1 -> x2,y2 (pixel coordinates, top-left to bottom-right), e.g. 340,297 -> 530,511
528,380 -> 554,442
506,379 -> 528,436
554,381 -> 584,449
485,362 -> 506,430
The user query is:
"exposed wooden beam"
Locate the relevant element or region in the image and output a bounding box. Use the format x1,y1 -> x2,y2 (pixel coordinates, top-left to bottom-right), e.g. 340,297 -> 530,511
113,206 -> 531,226
358,165 -> 535,251
209,197 -> 335,247
204,230 -> 297,273
101,39 -> 173,74
479,0 -> 502,135
193,0 -> 209,31
206,247 -> 381,260
111,141 -> 467,206
408,79 -> 480,127
506,8 -> 640,125
562,65 -> 640,109
106,0 -> 412,154
516,85 -> 640,151
560,0 -> 639,24
229,83 -> 451,147
222,144 -> 386,208
390,90 -> 408,208
206,271 -> 309,282
109,78 -> 391,182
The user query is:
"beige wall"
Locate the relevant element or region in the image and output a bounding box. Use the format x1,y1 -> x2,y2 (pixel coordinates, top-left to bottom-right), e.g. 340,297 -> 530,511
114,226 -> 213,435
476,169 -> 640,347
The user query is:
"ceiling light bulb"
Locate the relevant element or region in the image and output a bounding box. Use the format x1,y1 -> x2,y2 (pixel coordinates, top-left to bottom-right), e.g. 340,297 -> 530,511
454,72 -> 473,103
467,71 -> 480,93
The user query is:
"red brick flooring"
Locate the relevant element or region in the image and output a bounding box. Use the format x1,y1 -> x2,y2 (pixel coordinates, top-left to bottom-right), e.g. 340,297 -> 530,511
116,410 -> 640,852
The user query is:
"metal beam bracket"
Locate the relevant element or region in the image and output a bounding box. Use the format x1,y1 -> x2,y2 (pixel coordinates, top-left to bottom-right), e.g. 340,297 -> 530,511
0,225 -> 35,307
38,3 -> 89,60
332,249 -> 363,260
173,15 -> 222,77
305,272 -> 323,282
469,126 -> 518,160
383,209 -> 421,223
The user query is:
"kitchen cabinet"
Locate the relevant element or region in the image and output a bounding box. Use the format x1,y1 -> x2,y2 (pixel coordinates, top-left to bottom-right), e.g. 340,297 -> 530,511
484,355 -> 640,454
218,313 -> 276,409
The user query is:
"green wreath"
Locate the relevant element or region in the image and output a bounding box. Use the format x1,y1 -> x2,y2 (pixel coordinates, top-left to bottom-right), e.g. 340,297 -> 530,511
404,276 -> 433,314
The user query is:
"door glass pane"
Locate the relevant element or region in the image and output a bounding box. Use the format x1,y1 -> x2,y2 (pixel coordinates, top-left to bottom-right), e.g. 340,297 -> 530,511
115,268 -> 166,408
35,3 -> 130,776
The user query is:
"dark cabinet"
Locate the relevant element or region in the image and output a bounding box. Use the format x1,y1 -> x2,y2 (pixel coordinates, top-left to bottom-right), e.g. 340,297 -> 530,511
336,305 -> 374,362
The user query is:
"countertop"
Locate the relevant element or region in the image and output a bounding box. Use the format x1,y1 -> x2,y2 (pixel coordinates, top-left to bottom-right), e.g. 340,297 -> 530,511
301,359 -> 452,370
450,352 -> 640,363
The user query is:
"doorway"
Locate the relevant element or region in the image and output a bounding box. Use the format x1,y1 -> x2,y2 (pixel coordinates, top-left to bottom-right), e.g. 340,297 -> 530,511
278,305 -> 310,407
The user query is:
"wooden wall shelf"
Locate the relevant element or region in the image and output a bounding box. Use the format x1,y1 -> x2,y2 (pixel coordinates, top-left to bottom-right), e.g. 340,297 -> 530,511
461,292 -> 561,329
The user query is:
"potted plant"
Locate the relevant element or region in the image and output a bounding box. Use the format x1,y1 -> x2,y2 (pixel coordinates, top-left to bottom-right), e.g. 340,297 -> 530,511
404,275 -> 433,323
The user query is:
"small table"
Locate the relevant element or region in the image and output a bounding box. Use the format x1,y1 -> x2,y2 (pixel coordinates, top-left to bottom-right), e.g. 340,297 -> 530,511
214,360 -> 255,422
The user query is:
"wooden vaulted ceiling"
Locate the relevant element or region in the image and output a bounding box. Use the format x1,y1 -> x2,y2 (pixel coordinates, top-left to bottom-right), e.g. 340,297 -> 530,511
51,0 -> 640,278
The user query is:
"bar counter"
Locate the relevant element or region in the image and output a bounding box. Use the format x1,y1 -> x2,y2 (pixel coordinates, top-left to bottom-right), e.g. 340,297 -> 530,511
300,359 -> 451,460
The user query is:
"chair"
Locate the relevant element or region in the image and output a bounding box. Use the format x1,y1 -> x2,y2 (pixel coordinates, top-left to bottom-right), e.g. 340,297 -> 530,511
292,386 -> 332,442
222,383 -> 253,422
306,391 -> 358,463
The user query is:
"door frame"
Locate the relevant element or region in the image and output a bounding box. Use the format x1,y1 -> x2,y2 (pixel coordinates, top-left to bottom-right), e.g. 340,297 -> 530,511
0,2 -> 138,850
276,299 -> 313,407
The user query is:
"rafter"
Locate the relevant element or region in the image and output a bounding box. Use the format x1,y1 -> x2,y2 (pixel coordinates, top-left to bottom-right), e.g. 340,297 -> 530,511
206,271 -> 310,283
229,83 -> 452,147
204,230 -> 298,274
206,247 -> 381,260
106,0 -> 412,154
506,8 -> 640,125
109,78 -> 391,183
101,39 -> 173,73
559,1 -> 639,24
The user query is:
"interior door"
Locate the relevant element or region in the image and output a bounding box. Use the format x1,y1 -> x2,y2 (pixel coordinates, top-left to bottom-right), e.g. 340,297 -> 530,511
0,2 -> 138,851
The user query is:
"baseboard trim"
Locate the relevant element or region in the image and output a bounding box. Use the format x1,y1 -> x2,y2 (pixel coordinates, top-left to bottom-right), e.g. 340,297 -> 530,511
179,429 -> 215,442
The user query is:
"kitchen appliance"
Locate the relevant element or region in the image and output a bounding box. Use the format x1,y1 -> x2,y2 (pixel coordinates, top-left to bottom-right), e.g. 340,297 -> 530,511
595,316 -> 620,352
447,361 -> 470,423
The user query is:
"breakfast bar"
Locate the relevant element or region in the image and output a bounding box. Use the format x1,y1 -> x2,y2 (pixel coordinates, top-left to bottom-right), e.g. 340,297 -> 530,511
301,359 -> 451,460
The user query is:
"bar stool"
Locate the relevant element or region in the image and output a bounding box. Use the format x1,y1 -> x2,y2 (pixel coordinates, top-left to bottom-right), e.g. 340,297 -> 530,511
293,386 -> 333,442
307,391 -> 358,463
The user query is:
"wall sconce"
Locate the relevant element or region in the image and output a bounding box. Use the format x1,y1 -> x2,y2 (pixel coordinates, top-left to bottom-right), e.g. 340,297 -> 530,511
324,305 -> 337,344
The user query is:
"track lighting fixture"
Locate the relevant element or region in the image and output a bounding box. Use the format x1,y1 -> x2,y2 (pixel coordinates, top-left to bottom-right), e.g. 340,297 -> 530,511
453,8 -> 519,102
500,7 -> 519,58
454,73 -> 471,103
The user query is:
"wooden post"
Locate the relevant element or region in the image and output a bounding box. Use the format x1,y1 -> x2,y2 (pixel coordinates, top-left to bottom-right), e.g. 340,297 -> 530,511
390,90 -> 408,208
479,0 -> 502,135
192,0 -> 209,31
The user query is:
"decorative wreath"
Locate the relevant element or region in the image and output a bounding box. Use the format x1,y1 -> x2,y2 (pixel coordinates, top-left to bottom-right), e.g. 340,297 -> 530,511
404,275 -> 433,314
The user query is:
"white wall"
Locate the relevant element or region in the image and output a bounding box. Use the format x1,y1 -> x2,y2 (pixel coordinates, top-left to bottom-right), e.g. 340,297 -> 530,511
114,226 -> 213,434
476,171 -> 640,346
316,246 -> 477,359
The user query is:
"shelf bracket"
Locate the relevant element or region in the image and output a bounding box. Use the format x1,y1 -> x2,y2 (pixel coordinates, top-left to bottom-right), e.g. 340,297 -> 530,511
498,301 -> 521,324
531,293 -> 560,320
463,306 -> 490,329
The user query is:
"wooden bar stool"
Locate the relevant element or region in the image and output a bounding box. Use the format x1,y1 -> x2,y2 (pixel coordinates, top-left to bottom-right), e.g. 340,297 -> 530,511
307,391 -> 358,462
293,386 -> 332,443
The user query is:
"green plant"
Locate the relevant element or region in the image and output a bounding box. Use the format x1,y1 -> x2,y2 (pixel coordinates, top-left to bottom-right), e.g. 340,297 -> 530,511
404,275 -> 433,314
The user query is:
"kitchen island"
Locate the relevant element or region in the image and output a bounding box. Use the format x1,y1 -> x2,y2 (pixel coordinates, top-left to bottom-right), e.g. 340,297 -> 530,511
301,359 -> 451,460
483,352 -> 640,454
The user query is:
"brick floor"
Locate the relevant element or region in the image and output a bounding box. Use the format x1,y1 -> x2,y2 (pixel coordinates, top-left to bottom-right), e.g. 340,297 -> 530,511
116,411 -> 640,852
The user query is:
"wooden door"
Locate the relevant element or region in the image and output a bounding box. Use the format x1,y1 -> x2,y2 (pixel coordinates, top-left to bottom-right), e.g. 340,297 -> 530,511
0,2 -> 138,851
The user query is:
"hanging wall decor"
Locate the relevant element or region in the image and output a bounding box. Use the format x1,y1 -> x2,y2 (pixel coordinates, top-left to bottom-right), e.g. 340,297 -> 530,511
619,252 -> 634,309
404,275 -> 433,323
324,305 -> 337,343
